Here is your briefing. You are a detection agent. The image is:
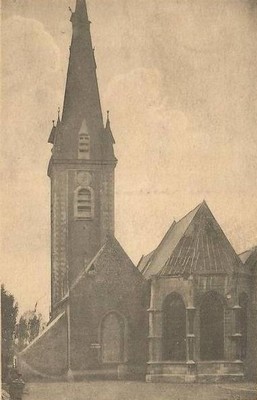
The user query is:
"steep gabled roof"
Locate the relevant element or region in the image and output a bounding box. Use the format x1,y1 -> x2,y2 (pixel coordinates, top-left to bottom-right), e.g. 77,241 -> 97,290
71,235 -> 144,291
139,201 -> 243,279
138,205 -> 200,278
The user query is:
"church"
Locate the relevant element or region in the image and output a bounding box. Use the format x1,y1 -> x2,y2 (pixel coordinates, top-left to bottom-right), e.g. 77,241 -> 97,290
18,0 -> 257,383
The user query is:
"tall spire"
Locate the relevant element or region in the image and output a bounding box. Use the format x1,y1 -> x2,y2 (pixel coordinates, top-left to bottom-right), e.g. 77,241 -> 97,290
60,0 -> 104,158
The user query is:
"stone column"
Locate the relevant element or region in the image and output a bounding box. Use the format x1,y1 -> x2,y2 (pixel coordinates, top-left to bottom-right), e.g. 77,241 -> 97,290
148,277 -> 163,363
148,309 -> 163,362
66,294 -> 74,382
231,304 -> 242,361
186,307 -> 196,382
186,307 -> 196,361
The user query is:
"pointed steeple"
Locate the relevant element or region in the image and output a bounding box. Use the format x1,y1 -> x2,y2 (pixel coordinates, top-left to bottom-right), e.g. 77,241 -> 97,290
59,0 -> 105,159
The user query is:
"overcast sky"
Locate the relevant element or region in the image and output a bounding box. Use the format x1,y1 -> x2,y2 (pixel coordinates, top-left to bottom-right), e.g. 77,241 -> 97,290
1,0 -> 257,319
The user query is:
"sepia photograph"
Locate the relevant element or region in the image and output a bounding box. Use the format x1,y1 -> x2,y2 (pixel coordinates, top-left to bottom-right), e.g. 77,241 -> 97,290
1,0 -> 257,399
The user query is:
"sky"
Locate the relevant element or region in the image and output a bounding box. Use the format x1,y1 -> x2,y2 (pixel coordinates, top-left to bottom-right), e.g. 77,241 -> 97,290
1,0 -> 257,319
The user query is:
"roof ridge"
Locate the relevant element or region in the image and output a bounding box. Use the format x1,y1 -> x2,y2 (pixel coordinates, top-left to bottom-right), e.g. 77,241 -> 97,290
159,201 -> 244,277
110,235 -> 146,278
143,204 -> 202,277
158,203 -> 203,276
70,242 -> 107,291
200,202 -> 244,270
173,202 -> 202,226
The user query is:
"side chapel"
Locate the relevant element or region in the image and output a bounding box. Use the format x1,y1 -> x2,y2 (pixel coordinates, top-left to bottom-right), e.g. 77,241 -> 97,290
18,0 -> 257,383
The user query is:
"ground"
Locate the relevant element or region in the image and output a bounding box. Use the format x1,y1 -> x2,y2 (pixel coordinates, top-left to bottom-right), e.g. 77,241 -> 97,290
22,381 -> 257,400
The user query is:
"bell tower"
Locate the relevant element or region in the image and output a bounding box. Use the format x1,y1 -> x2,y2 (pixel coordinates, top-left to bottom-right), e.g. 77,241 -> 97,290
48,0 -> 117,313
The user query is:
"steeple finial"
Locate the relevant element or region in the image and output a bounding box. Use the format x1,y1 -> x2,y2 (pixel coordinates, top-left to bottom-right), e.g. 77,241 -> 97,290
48,120 -> 56,144
105,110 -> 111,130
71,0 -> 89,24
57,107 -> 61,122
105,110 -> 115,144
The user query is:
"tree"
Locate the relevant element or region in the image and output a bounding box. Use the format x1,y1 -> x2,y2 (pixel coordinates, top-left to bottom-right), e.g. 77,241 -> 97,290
16,310 -> 43,351
1,285 -> 18,381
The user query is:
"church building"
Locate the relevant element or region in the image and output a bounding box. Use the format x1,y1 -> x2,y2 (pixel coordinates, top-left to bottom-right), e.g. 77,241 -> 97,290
18,0 -> 256,383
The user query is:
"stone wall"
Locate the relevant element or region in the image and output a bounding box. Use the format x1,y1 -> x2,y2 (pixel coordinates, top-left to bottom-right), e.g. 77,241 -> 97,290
147,273 -> 250,382
18,313 -> 67,379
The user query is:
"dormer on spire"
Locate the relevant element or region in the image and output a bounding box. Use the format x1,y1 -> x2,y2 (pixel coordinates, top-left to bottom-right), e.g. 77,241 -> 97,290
49,0 -> 116,163
78,119 -> 90,159
60,0 -> 105,160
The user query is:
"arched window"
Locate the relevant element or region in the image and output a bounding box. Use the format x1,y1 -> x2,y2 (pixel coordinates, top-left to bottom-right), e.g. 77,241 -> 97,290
100,312 -> 125,364
162,293 -> 186,361
239,293 -> 248,360
74,187 -> 94,219
78,133 -> 90,159
200,291 -> 224,360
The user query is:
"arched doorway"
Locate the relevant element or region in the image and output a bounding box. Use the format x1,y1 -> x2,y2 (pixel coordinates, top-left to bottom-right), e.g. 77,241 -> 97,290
200,291 -> 224,360
239,293 -> 248,360
162,293 -> 186,361
101,312 -> 125,364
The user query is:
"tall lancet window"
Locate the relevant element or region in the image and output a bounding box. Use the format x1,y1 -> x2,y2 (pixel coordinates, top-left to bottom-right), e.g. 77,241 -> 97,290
78,119 -> 90,159
74,187 -> 94,219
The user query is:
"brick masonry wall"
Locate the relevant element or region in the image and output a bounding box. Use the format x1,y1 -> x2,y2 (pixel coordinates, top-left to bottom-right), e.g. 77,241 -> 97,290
67,166 -> 102,284
51,168 -> 68,307
245,267 -> 257,380
69,239 -> 149,371
50,161 -> 115,313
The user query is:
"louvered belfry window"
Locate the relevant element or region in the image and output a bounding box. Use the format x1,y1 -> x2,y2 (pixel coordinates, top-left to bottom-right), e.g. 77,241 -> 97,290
75,187 -> 94,219
78,133 -> 90,159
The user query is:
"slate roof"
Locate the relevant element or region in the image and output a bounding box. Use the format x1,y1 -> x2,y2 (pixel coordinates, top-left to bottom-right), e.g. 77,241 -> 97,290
239,246 -> 257,264
138,250 -> 155,274
138,201 -> 243,278
239,246 -> 257,270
